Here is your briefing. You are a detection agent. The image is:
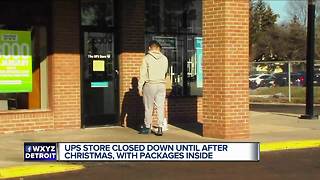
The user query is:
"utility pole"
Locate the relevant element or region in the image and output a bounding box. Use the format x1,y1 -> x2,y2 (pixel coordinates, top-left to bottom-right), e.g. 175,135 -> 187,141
300,0 -> 319,119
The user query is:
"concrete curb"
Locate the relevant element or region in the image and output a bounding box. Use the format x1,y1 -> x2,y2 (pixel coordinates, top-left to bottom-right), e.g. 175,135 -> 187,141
250,102 -> 320,106
260,140 -> 320,152
0,164 -> 84,179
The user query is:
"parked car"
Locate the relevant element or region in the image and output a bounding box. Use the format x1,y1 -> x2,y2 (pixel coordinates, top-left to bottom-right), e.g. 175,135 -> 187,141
314,73 -> 320,86
291,73 -> 305,86
273,73 -> 305,87
259,76 -> 276,87
249,80 -> 259,89
304,72 -> 320,86
273,73 -> 289,86
249,74 -> 274,85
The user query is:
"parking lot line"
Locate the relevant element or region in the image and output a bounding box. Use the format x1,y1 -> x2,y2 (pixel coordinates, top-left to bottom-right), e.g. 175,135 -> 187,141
0,164 -> 84,179
261,140 -> 320,152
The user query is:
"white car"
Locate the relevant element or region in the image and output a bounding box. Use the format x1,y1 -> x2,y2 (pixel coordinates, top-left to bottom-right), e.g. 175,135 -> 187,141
249,74 -> 274,85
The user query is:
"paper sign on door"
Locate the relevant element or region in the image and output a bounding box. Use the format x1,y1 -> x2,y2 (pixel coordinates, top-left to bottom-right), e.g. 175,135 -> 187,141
93,60 -> 105,72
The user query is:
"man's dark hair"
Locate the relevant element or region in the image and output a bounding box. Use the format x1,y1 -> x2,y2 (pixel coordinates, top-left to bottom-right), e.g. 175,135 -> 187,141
148,40 -> 162,50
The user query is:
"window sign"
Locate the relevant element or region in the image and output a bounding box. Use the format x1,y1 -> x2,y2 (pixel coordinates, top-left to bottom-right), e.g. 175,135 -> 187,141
153,36 -> 177,49
195,37 -> 203,88
91,81 -> 108,88
93,60 -> 105,72
0,30 -> 32,93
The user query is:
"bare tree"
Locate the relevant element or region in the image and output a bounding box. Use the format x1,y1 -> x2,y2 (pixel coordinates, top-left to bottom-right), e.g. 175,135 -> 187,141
286,0 -> 320,26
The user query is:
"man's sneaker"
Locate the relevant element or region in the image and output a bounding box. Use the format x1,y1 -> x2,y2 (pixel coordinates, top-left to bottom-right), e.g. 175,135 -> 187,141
139,126 -> 150,134
155,127 -> 163,136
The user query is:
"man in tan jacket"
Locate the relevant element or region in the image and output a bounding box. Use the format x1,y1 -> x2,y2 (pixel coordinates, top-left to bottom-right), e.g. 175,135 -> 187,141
138,40 -> 168,136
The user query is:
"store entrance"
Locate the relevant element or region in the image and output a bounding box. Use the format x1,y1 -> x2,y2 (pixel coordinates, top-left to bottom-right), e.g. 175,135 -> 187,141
81,31 -> 119,127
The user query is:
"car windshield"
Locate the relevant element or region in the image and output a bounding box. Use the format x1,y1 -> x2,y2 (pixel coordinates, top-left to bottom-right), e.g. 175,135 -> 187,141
250,75 -> 258,78
275,73 -> 287,77
261,75 -> 270,79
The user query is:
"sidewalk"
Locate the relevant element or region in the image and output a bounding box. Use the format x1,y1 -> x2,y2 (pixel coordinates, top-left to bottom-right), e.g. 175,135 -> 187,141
0,110 -> 320,168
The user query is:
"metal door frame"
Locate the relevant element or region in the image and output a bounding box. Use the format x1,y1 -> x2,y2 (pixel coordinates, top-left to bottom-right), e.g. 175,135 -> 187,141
79,0 -> 119,128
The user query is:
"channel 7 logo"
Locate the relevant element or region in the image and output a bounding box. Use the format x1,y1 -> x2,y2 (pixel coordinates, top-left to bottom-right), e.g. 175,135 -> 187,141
25,145 -> 32,153
24,143 -> 57,161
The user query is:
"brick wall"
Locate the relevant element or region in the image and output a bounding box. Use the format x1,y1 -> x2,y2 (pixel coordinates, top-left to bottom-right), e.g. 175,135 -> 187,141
117,0 -> 146,129
0,0 -> 250,139
202,0 -> 250,139
51,0 -> 81,129
117,0 -> 205,130
0,111 -> 53,133
167,97 -> 203,123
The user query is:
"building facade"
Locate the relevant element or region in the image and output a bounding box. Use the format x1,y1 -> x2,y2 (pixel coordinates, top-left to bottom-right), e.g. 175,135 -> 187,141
0,0 -> 249,139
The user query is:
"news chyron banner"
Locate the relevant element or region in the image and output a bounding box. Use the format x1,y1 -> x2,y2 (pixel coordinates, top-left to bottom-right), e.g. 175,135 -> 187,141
24,143 -> 57,161
0,30 -> 32,93
24,142 -> 260,162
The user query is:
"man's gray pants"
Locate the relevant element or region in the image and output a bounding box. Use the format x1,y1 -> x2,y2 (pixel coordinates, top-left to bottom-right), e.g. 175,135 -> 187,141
143,83 -> 166,128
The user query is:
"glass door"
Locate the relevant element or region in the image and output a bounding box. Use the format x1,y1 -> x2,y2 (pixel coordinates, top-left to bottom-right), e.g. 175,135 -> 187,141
81,31 -> 118,127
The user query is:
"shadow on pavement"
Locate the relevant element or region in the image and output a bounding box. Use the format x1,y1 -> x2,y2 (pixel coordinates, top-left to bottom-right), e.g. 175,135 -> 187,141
170,122 -> 203,136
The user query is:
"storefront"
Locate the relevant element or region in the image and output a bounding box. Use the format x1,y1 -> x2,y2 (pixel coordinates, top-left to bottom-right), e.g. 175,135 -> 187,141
0,0 -> 249,139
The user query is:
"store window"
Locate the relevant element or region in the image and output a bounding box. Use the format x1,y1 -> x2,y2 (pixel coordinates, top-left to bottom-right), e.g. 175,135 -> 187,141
81,0 -> 114,27
145,0 -> 202,96
0,0 -> 50,111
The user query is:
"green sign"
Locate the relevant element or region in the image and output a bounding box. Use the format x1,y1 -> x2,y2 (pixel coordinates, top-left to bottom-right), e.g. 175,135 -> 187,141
0,30 -> 32,93
91,81 -> 109,88
195,37 -> 203,88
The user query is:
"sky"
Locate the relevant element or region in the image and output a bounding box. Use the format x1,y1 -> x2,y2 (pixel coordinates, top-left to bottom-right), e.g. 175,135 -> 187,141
265,0 -> 290,23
